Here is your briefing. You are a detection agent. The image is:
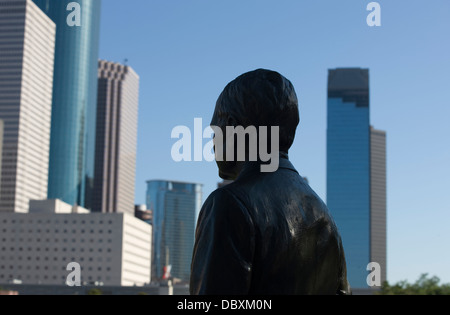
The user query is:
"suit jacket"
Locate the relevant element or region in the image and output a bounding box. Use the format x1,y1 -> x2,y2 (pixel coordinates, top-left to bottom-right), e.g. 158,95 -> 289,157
190,157 -> 350,295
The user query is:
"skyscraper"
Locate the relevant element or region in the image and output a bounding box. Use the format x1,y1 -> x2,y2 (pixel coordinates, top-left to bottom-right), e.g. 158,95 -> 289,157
146,180 -> 202,282
370,127 -> 387,285
32,0 -> 101,209
93,60 -> 140,214
0,0 -> 56,213
327,68 -> 386,289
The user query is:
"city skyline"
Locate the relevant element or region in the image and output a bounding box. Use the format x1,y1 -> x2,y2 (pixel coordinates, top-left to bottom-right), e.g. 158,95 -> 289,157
0,0 -> 150,290
0,0 -> 448,290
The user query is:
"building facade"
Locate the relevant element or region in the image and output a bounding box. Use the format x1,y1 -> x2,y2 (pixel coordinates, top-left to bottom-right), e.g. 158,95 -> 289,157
0,206 -> 152,286
0,0 -> 56,213
92,61 -> 139,215
146,180 -> 202,282
327,68 -> 386,288
370,127 -> 387,285
32,0 -> 102,210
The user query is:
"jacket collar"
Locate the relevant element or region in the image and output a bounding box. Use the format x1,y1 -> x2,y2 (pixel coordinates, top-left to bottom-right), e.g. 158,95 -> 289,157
236,152 -> 298,181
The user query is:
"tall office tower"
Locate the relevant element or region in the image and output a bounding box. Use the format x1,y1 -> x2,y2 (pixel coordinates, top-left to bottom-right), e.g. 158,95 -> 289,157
146,180 -> 202,282
33,0 -> 101,209
370,127 -> 387,285
0,0 -> 56,213
327,68 -> 386,289
92,61 -> 139,214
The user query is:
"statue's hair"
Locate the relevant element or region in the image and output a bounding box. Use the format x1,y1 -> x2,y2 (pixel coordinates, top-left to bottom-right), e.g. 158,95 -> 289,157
213,69 -> 300,152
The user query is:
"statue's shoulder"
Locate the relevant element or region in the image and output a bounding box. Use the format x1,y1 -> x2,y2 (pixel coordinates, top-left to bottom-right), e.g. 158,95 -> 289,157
197,186 -> 254,233
202,186 -> 249,215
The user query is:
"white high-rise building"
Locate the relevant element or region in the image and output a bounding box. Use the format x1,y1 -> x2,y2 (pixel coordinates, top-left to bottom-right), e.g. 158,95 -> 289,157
0,0 -> 56,213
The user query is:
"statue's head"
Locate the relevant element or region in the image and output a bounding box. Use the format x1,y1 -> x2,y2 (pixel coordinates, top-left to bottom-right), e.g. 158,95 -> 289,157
211,69 -> 300,180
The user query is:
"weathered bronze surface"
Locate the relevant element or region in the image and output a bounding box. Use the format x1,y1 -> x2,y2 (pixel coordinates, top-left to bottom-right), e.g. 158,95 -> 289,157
190,69 -> 350,295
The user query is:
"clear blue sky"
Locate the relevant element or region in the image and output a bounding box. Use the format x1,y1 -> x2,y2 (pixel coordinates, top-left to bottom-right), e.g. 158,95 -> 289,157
99,0 -> 450,284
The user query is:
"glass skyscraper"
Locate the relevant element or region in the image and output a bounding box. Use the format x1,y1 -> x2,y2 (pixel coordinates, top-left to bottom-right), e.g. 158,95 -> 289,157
33,0 -> 101,209
327,68 -> 386,289
146,180 -> 202,282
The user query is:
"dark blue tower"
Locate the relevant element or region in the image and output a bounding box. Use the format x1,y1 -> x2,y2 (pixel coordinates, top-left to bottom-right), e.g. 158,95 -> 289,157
327,68 -> 371,288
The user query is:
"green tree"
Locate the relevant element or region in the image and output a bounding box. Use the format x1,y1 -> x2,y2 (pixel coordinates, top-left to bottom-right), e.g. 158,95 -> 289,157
87,288 -> 103,295
378,274 -> 450,295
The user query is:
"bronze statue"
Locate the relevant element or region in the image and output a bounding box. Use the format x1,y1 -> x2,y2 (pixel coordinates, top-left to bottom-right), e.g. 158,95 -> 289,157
190,69 -> 350,295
